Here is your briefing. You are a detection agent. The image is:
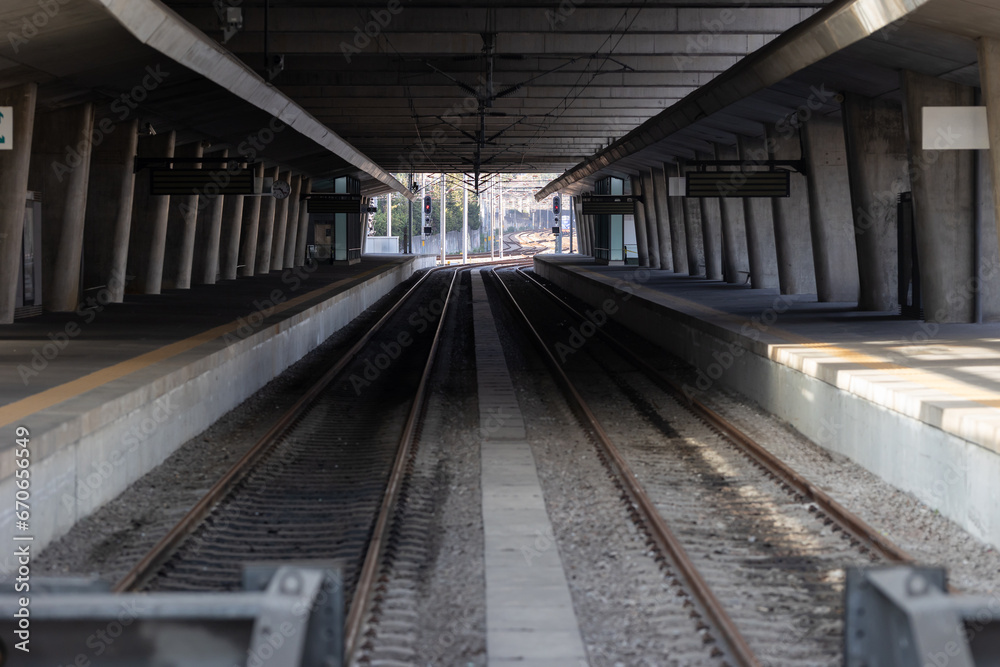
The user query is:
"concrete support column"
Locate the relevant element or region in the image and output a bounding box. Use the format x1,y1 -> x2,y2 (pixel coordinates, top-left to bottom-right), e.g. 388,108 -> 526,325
294,178 -> 312,267
270,170 -> 292,271
29,103 -> 95,312
582,211 -> 594,256
239,162 -> 264,277
126,131 -> 175,295
901,70 -> 976,322
842,93 -> 909,311
767,124 -> 818,295
737,135 -> 780,289
801,115 -> 860,302
699,196 -> 724,280
192,150 -> 228,286
0,83 -> 37,324
639,170 -> 662,269
283,175 -> 303,268
630,175 -> 650,266
161,141 -> 203,290
696,153 -> 723,280
572,198 -> 584,254
714,143 -> 751,284
678,161 -> 705,276
654,165 -> 681,272
682,195 -> 705,276
256,166 -> 279,274
663,163 -> 688,273
976,143 -> 1000,321
978,38 -> 1000,319
218,190 -> 245,281
83,118 -> 137,302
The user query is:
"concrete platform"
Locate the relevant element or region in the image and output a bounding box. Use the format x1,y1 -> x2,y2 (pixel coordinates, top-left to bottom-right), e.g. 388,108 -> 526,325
535,254 -> 1000,551
0,255 -> 435,576
472,271 -> 588,667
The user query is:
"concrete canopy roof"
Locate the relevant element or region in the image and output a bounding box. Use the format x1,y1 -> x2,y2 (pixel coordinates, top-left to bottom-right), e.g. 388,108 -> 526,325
534,0 -> 997,198
0,0 -> 413,198
159,0 -> 829,190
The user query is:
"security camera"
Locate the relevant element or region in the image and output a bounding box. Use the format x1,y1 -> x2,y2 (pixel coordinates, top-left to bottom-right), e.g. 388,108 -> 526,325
267,54 -> 284,81
221,6 -> 243,44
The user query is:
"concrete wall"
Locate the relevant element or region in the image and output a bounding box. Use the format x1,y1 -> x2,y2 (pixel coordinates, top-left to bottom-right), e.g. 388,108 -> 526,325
0,257 -> 436,576
534,257 -> 1000,551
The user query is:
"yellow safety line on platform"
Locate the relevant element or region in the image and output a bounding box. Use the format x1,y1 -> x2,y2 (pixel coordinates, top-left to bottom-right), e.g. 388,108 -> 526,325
576,266 -> 1000,411
0,265 -> 386,428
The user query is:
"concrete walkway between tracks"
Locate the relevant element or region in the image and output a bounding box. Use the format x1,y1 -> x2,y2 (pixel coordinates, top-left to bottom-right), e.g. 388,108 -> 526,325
472,269 -> 588,667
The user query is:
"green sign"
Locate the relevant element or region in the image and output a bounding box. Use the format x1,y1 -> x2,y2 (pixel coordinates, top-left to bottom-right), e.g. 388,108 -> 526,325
0,107 -> 12,150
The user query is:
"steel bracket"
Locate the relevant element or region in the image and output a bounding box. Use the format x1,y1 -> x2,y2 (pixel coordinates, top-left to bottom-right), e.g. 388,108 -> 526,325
0,561 -> 344,666
846,566 -> 1000,666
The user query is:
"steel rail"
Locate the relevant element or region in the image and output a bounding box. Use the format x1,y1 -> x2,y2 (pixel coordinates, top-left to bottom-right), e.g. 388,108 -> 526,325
516,266 -> 912,565
488,267 -> 760,667
114,266 -> 449,594
344,268 -> 459,662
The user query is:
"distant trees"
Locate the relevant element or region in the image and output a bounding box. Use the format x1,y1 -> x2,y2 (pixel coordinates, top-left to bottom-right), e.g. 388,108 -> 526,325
370,174 -> 481,237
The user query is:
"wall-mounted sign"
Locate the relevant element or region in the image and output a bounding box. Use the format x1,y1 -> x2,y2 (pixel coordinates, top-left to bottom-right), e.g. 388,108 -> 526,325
0,107 -> 12,150
922,106 -> 989,150
668,176 -> 686,197
581,195 -> 640,215
150,168 -> 256,195
686,171 -> 790,198
306,193 -> 362,214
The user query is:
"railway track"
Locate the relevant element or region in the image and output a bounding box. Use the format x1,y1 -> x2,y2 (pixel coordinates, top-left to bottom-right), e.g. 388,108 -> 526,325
487,266 -> 913,666
440,230 -> 554,262
113,266 -> 459,663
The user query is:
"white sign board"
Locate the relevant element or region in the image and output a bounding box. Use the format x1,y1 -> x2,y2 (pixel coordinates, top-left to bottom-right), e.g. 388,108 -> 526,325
668,176 -> 686,197
922,106 -> 989,150
0,107 -> 11,150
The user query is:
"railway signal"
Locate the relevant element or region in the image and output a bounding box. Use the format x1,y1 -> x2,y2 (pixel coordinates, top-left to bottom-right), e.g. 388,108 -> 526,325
554,195 -> 563,253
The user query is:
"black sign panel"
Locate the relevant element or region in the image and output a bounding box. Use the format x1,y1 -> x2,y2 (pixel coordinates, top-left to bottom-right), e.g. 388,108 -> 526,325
149,168 -> 255,196
581,195 -> 640,215
686,171 -> 790,198
306,194 -> 363,214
